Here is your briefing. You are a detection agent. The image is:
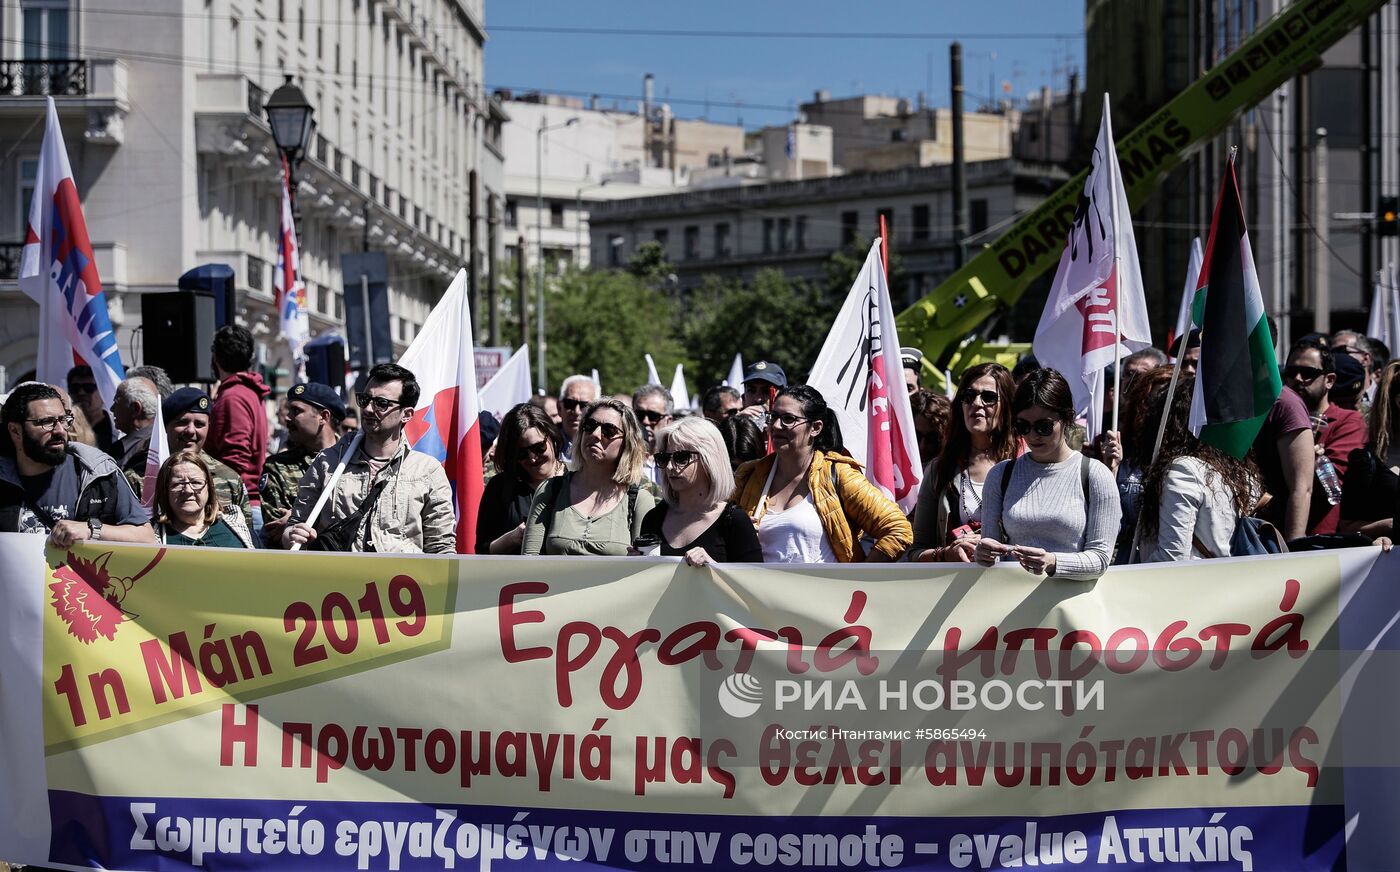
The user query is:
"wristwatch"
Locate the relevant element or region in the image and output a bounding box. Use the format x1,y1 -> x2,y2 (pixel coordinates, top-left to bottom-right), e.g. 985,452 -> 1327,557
88,518 -> 103,541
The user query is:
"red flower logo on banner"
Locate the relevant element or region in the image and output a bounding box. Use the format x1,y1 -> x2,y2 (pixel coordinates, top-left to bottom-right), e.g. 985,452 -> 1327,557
48,549 -> 165,644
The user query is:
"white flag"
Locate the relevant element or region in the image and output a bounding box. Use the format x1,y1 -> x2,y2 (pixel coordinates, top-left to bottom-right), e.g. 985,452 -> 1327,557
808,238 -> 922,512
644,354 -> 662,386
140,400 -> 169,519
669,364 -> 692,411
590,369 -> 602,391
1389,264 -> 1400,353
1171,237 -> 1204,357
19,98 -> 125,407
1367,273 -> 1387,346
725,354 -> 744,388
1032,93 -> 1152,440
478,345 -> 533,422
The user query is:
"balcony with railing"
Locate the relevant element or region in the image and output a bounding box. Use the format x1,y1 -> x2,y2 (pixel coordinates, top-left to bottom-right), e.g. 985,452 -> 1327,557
0,59 -> 87,96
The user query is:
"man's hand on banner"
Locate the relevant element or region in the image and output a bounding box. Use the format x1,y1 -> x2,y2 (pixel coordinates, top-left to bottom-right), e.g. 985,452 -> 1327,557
48,520 -> 92,549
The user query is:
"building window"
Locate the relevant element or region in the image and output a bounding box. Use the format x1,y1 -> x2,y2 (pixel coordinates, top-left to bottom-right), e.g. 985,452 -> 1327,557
18,158 -> 38,230
777,218 -> 791,253
298,7 -> 305,39
714,222 -> 731,258
22,0 -> 71,58
762,218 -> 774,254
505,199 -> 517,228
795,216 -> 808,251
970,199 -> 989,235
608,234 -> 625,267
550,202 -> 564,228
684,225 -> 700,260
876,208 -> 894,242
505,244 -> 520,270
841,211 -> 858,246
912,204 -> 930,241
653,229 -> 669,251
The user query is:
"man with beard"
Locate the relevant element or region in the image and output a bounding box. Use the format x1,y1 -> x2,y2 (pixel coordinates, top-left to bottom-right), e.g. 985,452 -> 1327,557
1283,341 -> 1367,536
260,382 -> 344,547
144,387 -> 252,529
283,363 -> 454,553
0,383 -> 155,545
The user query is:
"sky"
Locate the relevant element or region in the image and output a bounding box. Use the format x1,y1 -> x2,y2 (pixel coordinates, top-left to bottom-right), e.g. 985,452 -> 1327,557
485,2 -> 1086,130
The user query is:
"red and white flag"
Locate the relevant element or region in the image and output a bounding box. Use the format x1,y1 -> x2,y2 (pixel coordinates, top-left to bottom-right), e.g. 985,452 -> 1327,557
140,401 -> 169,518
478,345 -> 533,422
275,155 -> 310,368
808,238 -> 922,511
399,270 -> 483,554
19,97 -> 125,406
1032,94 -> 1151,439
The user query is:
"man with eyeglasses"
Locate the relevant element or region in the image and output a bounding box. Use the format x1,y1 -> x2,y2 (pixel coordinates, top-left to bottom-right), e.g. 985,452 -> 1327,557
66,364 -> 118,453
1283,341 -> 1366,536
260,383 -> 345,547
283,363 -> 455,553
0,383 -> 155,546
1329,330 -> 1377,408
701,385 -> 742,424
557,374 -> 599,462
633,384 -> 674,488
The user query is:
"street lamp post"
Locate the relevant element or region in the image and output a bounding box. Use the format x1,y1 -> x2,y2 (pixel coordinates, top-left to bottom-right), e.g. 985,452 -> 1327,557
264,75 -> 317,235
536,116 -> 578,393
575,179 -> 610,264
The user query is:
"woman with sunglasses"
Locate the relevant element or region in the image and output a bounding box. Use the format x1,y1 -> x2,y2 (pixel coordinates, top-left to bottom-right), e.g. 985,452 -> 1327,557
733,385 -> 911,563
522,398 -> 656,556
910,363 -> 1018,562
975,369 -> 1120,578
637,417 -> 762,565
150,450 -> 254,547
476,403 -> 564,554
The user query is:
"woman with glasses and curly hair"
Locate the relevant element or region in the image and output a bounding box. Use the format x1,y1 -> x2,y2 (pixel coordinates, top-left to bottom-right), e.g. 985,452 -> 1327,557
910,363 -> 1019,562
522,397 -> 656,556
975,369 -> 1120,578
732,385 -> 911,564
151,449 -> 254,548
476,403 -> 565,554
637,416 -> 761,565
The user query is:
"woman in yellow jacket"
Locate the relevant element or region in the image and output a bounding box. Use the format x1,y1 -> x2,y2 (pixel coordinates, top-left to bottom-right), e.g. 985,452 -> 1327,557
732,385 -> 912,563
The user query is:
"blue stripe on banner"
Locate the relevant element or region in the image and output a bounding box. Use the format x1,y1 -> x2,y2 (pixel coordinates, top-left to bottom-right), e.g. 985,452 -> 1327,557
49,791 -> 1344,871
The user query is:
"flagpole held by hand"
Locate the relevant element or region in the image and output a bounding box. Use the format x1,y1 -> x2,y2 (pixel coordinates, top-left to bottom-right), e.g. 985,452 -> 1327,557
1112,256 -> 1122,435
290,432 -> 363,552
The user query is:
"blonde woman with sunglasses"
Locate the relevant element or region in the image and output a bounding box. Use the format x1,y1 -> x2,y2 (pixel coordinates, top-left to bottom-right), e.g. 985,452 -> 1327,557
522,398 -> 656,556
636,417 -> 761,566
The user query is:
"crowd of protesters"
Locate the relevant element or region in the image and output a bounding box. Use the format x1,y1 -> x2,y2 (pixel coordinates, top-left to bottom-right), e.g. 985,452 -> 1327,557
2,323 -> 1394,571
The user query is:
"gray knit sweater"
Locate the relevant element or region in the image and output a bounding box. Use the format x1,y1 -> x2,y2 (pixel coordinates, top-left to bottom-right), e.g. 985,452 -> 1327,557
982,454 -> 1121,580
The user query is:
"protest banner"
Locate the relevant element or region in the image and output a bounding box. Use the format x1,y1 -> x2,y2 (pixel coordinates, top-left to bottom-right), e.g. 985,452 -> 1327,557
0,532 -> 1396,870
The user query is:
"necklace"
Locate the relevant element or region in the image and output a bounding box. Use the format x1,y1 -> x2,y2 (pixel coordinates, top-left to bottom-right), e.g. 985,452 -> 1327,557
959,472 -> 983,523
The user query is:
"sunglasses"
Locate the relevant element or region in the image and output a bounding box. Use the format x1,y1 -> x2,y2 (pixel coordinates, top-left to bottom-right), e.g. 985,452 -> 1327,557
560,397 -> 590,412
959,388 -> 1000,406
69,383 -> 98,396
518,441 -> 550,460
654,450 -> 698,469
1013,417 -> 1059,437
635,409 -> 667,425
581,418 -> 623,440
1282,365 -> 1325,383
356,392 -> 406,414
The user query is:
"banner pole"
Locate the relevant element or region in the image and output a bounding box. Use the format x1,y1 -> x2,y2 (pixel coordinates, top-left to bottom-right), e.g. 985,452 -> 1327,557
290,431 -> 363,552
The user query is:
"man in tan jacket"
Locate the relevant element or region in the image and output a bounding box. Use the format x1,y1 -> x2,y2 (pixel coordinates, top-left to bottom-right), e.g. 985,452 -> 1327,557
282,364 -> 455,553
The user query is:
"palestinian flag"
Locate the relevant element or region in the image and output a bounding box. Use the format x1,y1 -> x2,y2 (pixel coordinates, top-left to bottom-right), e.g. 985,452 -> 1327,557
1188,153 -> 1281,458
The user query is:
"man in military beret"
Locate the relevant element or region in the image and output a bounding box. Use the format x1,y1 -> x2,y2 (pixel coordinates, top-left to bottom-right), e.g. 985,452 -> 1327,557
147,387 -> 252,529
261,383 -> 344,547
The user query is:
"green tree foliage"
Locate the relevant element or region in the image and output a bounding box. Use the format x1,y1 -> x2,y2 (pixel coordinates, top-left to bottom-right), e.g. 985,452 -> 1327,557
679,270 -> 830,388
542,267 -> 688,395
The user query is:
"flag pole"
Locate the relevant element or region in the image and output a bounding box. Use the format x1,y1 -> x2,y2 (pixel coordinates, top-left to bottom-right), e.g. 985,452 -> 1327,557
1112,256 -> 1123,435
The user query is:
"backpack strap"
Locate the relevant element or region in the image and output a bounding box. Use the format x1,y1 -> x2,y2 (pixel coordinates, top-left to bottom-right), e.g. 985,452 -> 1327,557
1079,454 -> 1091,503
627,484 -> 640,535
997,456 -> 1017,542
